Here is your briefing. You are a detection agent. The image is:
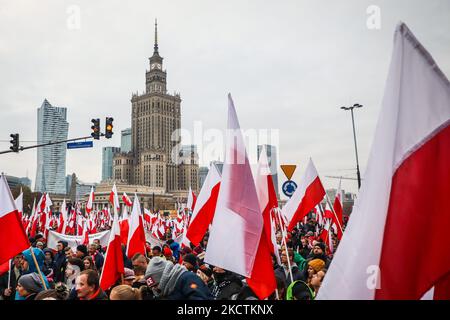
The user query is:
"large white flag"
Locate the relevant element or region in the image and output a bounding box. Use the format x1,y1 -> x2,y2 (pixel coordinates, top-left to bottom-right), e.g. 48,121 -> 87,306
318,22 -> 450,300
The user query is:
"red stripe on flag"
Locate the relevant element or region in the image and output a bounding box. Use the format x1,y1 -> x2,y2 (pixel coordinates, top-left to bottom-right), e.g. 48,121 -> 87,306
288,177 -> 325,231
186,183 -> 220,247
376,125 -> 450,299
0,210 -> 30,265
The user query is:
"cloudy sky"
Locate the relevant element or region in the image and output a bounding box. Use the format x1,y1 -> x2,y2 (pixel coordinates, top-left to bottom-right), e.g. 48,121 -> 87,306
0,0 -> 449,198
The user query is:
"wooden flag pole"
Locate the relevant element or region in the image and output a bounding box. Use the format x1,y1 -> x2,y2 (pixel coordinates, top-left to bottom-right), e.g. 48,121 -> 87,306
29,247 -> 48,290
276,208 -> 294,284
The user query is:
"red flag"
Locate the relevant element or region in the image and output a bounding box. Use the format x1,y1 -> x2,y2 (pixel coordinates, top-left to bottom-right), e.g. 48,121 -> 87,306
282,158 -> 325,231
186,164 -> 221,247
99,210 -> 124,291
109,183 -> 120,211
318,23 -> 450,300
0,175 -> 30,265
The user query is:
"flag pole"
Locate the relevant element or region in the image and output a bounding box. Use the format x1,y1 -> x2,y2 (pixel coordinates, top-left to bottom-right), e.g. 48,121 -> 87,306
29,246 -> 48,290
7,259 -> 12,289
276,208 -> 294,284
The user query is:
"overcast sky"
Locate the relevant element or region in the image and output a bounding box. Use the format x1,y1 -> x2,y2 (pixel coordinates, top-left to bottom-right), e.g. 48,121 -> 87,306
1,0 -> 449,198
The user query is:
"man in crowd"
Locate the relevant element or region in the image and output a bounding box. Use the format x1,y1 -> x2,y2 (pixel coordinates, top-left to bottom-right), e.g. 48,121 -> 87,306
74,269 -> 108,300
88,243 -> 104,271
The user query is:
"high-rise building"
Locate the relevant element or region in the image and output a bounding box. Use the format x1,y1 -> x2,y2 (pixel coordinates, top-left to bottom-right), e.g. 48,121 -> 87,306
198,167 -> 209,189
113,21 -> 199,199
35,99 -> 69,193
5,175 -> 31,190
121,128 -> 132,153
257,144 -> 279,198
102,147 -> 121,182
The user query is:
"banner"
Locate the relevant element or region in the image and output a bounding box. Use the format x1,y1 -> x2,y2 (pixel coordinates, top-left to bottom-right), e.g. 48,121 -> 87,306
47,230 -> 110,253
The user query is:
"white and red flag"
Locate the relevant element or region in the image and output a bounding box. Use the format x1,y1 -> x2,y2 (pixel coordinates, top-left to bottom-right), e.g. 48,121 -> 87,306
186,187 -> 197,212
318,23 -> 450,300
109,183 -> 120,212
99,208 -> 124,291
247,145 -> 278,299
14,188 -> 23,221
122,193 -> 133,207
119,205 -> 130,246
205,94 -> 264,282
86,187 -> 94,214
186,163 -> 221,247
126,194 -> 146,259
0,174 -> 30,265
332,180 -> 344,240
81,219 -> 89,246
281,158 -> 326,231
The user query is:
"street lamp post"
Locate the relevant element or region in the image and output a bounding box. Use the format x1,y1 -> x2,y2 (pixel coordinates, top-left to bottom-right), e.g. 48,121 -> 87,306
341,103 -> 363,189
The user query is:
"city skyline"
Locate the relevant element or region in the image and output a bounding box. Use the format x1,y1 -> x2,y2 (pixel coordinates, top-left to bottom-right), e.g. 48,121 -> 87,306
1,1 -> 449,198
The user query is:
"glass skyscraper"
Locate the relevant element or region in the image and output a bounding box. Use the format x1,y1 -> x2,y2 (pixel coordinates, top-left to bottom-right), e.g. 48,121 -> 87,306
121,128 -> 132,153
102,147 -> 121,181
257,144 -> 279,198
35,99 -> 69,194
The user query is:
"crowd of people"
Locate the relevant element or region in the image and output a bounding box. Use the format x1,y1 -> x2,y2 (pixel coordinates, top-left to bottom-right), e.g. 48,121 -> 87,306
0,217 -> 342,300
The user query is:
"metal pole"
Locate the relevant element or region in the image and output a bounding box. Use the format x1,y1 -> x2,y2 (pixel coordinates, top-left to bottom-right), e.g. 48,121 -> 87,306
350,109 -> 361,189
0,135 -> 93,155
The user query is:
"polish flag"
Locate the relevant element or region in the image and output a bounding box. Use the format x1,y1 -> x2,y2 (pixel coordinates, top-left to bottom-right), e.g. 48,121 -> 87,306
247,145 -> 278,299
86,187 -> 94,214
99,209 -> 124,291
109,183 -> 120,211
126,194 -> 146,259
81,219 -> 89,246
332,180 -> 344,240
282,158 -> 326,231
205,94 -> 264,280
119,205 -> 130,246
122,193 -> 133,207
186,187 -> 197,211
14,189 -> 23,221
318,23 -> 450,300
0,175 -> 30,265
186,163 -> 221,246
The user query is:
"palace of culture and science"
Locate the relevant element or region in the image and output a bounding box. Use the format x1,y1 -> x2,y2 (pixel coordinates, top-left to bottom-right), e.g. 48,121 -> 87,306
101,22 -> 199,209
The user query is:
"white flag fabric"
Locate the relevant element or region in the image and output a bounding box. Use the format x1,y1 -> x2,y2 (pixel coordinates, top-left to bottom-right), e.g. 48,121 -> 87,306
205,94 -> 263,278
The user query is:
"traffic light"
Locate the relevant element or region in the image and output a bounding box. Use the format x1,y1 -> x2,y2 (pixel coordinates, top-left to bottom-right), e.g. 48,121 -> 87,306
105,117 -> 114,139
91,118 -> 100,140
10,133 -> 19,152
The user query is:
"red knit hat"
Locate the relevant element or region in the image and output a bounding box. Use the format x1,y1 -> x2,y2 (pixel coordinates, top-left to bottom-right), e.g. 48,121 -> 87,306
163,247 -> 172,257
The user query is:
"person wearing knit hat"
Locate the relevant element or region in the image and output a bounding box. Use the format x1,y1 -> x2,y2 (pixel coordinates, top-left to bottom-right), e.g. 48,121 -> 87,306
162,246 -> 175,263
145,257 -> 169,287
145,257 -> 212,300
197,264 -> 214,290
308,259 -> 325,273
182,254 -> 198,272
16,273 -> 45,300
123,268 -> 136,286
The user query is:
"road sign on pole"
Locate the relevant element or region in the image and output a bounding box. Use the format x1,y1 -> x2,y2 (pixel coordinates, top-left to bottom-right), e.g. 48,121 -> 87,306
67,141 -> 93,149
281,165 -> 297,180
282,180 -> 297,198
